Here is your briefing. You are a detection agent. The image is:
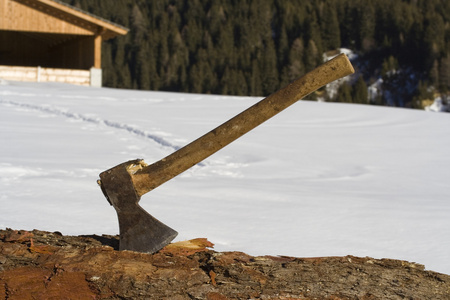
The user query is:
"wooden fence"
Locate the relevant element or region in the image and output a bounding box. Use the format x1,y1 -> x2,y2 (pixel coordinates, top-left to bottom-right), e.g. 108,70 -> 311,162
0,65 -> 101,87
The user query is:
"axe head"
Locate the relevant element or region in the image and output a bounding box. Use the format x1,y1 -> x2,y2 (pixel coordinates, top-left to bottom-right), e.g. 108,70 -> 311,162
98,160 -> 178,253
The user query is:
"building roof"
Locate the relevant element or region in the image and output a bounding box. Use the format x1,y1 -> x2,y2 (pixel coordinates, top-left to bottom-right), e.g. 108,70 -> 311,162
39,0 -> 129,39
1,0 -> 128,40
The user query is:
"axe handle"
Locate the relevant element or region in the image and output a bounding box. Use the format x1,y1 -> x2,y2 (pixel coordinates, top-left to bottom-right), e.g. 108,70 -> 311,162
132,53 -> 354,196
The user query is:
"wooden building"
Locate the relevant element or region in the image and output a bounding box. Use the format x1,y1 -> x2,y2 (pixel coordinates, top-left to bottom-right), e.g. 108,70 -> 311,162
0,0 -> 128,86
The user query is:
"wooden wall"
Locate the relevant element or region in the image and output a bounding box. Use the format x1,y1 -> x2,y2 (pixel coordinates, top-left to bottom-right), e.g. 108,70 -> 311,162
0,0 -> 96,35
0,65 -> 91,85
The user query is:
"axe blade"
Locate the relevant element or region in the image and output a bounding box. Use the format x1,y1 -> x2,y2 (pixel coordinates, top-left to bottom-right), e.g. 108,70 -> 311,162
117,203 -> 178,253
99,160 -> 178,253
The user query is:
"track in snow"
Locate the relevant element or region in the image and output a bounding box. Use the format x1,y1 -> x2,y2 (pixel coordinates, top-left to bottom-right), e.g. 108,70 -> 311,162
0,98 -> 180,152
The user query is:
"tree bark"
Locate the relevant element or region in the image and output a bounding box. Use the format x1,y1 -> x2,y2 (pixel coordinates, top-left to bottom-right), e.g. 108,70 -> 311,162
0,228 -> 449,299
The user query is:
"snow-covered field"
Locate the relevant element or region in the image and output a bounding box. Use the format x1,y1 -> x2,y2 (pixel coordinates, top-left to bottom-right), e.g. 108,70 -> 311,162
1,80 -> 449,275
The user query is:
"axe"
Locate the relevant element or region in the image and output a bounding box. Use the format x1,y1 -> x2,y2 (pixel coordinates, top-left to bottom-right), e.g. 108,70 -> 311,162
98,54 -> 354,253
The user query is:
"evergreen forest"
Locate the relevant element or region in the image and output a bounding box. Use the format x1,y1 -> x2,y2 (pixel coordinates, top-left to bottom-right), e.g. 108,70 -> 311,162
62,0 -> 450,108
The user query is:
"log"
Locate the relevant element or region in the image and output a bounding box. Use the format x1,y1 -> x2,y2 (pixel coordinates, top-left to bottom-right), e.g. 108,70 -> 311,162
0,228 -> 449,299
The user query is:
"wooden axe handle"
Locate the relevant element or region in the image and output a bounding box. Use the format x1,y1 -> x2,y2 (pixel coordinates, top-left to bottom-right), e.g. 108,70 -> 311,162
131,53 -> 354,196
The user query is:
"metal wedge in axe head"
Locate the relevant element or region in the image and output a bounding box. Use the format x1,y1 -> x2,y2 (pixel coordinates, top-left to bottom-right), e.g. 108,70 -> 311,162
98,53 -> 355,253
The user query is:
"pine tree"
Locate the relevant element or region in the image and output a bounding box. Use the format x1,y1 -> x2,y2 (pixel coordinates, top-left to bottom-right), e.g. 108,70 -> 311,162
320,1 -> 341,51
235,70 -> 248,96
304,39 -> 319,72
304,8 -> 323,58
112,37 -> 132,89
381,56 -> 399,77
216,20 -> 236,72
423,12 -> 445,71
277,27 -> 289,70
412,80 -> 433,108
131,4 -> 147,44
356,2 -> 376,51
136,43 -> 151,90
429,59 -> 440,87
335,82 -> 352,103
439,54 -> 450,91
288,38 -> 305,82
250,59 -> 263,96
102,43 -> 116,87
261,38 -> 279,95
220,67 -> 232,95
166,25 -> 188,90
352,76 -> 368,104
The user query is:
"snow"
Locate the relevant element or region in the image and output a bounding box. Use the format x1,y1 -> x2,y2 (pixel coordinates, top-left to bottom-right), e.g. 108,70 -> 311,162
368,78 -> 383,103
327,48 -> 358,62
426,96 -> 449,112
1,80 -> 449,275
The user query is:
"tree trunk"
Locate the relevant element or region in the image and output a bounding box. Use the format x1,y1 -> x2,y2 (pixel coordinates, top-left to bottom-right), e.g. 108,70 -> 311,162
1,228 -> 449,299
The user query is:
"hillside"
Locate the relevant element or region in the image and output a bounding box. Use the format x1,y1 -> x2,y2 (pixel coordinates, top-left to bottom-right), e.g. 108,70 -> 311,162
60,0 -> 450,109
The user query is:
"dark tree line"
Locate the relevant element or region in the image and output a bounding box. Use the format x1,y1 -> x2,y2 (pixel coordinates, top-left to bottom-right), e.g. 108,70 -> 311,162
63,0 -> 450,107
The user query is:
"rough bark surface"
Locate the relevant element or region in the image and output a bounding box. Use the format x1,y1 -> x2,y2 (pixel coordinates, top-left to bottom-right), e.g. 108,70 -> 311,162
0,228 -> 449,299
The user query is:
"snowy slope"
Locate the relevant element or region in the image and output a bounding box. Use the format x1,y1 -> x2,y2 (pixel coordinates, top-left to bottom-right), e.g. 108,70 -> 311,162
1,81 -> 449,275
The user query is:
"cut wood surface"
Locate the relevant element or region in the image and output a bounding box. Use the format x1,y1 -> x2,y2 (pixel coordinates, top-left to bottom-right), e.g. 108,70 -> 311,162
0,229 -> 449,299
